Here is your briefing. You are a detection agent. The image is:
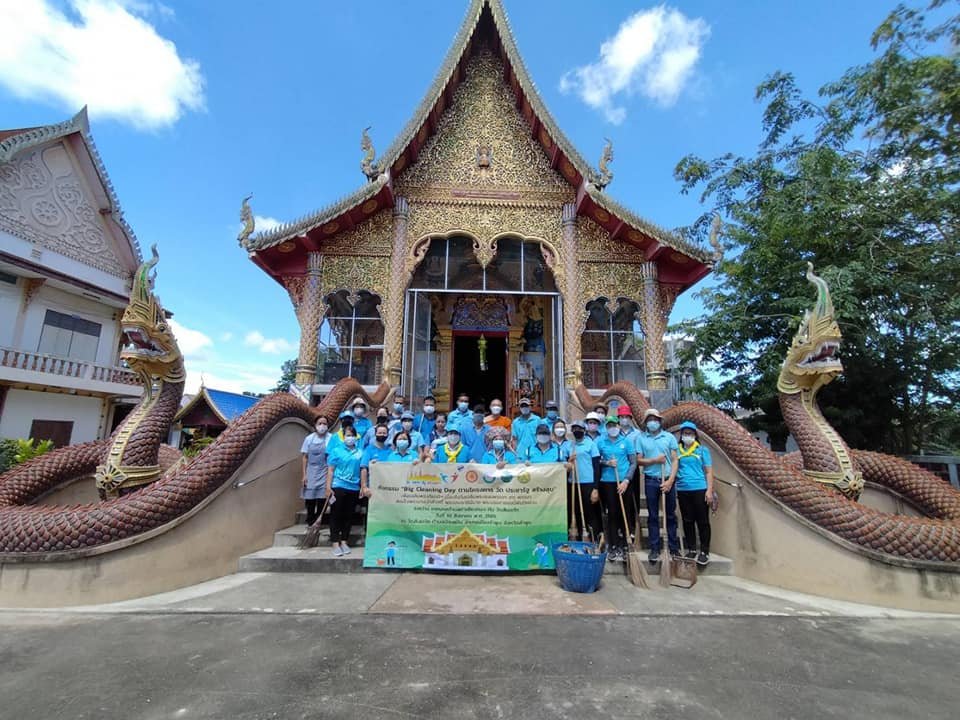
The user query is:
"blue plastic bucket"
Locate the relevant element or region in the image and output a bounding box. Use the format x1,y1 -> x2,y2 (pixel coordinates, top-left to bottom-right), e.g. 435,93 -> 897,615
552,541 -> 607,593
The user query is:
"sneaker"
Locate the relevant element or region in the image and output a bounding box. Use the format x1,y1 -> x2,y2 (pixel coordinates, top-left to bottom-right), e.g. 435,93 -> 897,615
697,552 -> 710,566
341,544 -> 352,555
332,545 -> 344,557
685,549 -> 697,560
648,550 -> 660,564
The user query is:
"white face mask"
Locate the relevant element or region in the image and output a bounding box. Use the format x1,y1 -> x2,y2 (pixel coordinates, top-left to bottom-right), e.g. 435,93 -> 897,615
424,405 -> 435,414
681,434 -> 695,446
587,423 -> 599,432
647,421 -> 661,433
619,418 -> 632,428
344,436 -> 357,447
607,427 -> 620,438
536,434 -> 551,444
315,424 -> 327,435
554,427 -> 566,437
490,405 -> 502,415
354,408 -> 366,418
458,402 -> 469,412
520,406 -> 531,415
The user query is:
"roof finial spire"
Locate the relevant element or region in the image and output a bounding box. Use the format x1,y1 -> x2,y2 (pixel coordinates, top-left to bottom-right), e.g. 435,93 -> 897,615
594,138 -> 614,190
360,127 -> 381,181
708,213 -> 723,263
238,194 -> 254,247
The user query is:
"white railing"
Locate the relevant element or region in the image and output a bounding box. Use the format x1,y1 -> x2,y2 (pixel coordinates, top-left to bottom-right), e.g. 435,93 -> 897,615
0,347 -> 140,386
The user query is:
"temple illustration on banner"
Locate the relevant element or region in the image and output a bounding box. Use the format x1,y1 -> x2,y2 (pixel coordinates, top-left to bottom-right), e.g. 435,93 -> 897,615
422,528 -> 511,570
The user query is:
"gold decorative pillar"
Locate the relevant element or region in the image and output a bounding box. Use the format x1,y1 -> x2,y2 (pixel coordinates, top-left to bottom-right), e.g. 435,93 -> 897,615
560,204 -> 581,388
382,197 -> 410,386
638,262 -> 680,390
283,251 -> 324,386
435,326 -> 453,407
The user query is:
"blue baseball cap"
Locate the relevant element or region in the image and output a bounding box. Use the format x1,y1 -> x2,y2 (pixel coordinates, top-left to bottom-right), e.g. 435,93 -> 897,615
679,421 -> 698,431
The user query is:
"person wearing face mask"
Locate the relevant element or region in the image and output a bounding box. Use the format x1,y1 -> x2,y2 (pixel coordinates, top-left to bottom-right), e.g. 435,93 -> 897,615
584,412 -> 603,441
362,407 -> 392,449
459,404 -> 490,462
388,394 -> 406,430
636,407 -> 680,564
387,431 -> 420,463
596,417 -> 637,562
447,393 -> 473,434
433,427 -> 469,463
675,421 -> 714,566
344,400 -> 371,441
326,426 -> 363,557
413,394 -> 438,438
568,419 -> 602,541
551,419 -> 571,458
593,404 -> 610,424
300,414 -> 330,527
544,399 -> 562,426
484,398 -> 512,431
616,405 -> 642,536
326,413 -> 355,454
525,423 -> 566,464
360,424 -> 393,495
389,411 -> 425,454
511,397 -> 542,457
481,428 -> 517,468
428,412 -> 449,458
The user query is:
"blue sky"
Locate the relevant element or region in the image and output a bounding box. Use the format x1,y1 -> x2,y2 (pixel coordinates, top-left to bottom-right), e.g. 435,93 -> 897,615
0,0 -> 901,394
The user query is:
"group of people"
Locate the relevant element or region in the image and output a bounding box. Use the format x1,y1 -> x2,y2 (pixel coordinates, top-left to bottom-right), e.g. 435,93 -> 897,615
300,393 -> 715,565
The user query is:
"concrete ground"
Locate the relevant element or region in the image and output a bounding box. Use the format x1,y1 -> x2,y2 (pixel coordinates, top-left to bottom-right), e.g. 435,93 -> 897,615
2,573 -> 959,719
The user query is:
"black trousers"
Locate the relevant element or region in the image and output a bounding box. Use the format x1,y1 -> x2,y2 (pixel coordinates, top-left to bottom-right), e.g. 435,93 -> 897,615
599,482 -> 628,550
304,498 -> 326,527
626,466 -> 642,535
677,489 -> 711,554
330,488 -> 359,543
567,483 -> 602,542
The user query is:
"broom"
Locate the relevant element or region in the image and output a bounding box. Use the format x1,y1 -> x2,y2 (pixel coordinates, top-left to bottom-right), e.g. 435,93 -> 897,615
568,457 -> 578,540
298,493 -> 332,549
617,469 -> 650,589
658,468 -> 673,587
573,462 -> 594,545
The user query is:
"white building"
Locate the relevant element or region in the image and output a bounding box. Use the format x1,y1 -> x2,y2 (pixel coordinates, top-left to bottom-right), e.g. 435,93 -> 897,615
0,109 -> 143,447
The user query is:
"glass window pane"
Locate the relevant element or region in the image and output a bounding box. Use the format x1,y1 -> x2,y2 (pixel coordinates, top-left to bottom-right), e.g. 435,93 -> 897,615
38,324 -> 71,357
69,332 -> 99,362
612,300 -> 640,332
613,361 -> 645,387
611,332 -> 644,362
325,291 -> 353,318
446,236 -> 483,290
584,300 -> 610,331
523,242 -> 557,292
580,331 -> 609,361
582,360 -> 612,389
484,237 -> 522,291
410,238 -> 448,289
353,291 -> 382,319
352,317 -> 384,346
349,348 -> 383,385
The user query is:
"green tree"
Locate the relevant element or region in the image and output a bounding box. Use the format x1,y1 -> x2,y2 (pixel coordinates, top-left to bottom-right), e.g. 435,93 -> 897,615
674,1 -> 960,454
272,358 -> 298,393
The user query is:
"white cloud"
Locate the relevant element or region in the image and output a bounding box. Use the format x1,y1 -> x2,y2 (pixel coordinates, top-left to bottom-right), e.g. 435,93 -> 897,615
559,6 -> 709,123
169,318 -> 212,360
0,0 -> 205,129
244,330 -> 295,355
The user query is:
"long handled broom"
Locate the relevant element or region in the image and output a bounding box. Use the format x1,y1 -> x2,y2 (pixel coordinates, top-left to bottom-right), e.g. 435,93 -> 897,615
658,485 -> 673,587
568,459 -> 578,540
617,471 -> 650,588
298,493 -> 332,549
573,463 -> 594,545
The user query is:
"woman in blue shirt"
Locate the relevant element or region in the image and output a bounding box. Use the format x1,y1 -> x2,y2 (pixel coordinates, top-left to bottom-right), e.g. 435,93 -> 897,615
325,426 -> 362,557
567,419 -> 601,542
675,421 -> 715,566
432,427 -> 470,463
595,418 -> 637,561
481,428 -> 517,467
525,424 -> 566,464
387,432 -> 419,463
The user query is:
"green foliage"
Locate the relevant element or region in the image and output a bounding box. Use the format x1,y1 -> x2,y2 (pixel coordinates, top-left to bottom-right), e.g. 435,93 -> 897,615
674,2 -> 960,454
183,435 -> 216,458
0,438 -> 17,474
12,438 -> 54,465
271,358 -> 298,393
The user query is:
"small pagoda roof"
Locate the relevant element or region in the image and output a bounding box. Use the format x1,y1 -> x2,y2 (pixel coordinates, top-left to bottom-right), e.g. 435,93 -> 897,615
175,386 -> 260,426
245,0 -> 714,289
0,107 -> 143,267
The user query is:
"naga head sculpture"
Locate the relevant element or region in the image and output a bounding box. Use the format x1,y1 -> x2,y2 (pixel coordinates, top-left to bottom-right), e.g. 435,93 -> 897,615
777,263 -> 843,395
120,246 -> 184,389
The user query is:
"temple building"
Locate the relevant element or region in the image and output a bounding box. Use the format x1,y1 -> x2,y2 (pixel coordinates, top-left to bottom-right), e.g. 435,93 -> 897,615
241,0 -> 716,414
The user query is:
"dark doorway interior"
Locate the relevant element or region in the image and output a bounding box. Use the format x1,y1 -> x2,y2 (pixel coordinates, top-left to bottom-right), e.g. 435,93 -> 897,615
452,334 -> 507,409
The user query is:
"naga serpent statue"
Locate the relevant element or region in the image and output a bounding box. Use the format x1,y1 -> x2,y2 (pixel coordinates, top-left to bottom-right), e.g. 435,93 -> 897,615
573,265 -> 960,565
0,252 -> 389,555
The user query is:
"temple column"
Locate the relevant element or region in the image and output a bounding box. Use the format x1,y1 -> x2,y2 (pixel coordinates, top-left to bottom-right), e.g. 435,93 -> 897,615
382,197 -> 410,387
284,251 -> 324,387
560,204 -> 581,390
639,262 -> 668,391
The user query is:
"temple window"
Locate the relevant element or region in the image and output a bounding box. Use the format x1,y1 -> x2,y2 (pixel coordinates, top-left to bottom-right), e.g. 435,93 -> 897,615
580,298 -> 645,390
37,309 -> 101,362
410,236 -> 556,293
318,290 -> 383,386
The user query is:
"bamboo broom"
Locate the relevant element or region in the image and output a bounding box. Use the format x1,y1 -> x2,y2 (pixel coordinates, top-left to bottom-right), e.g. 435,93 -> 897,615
617,467 -> 650,589
298,493 -> 332,549
658,468 -> 673,587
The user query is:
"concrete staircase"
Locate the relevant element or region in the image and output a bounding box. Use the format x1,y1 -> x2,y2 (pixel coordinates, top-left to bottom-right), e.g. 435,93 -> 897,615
238,503 -> 734,577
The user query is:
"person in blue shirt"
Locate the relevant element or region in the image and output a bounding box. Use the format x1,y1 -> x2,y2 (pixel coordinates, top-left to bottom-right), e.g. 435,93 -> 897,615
525,424 -> 566,464
584,412 -> 603,442
412,394 -> 437,440
388,411 -> 425,453
427,412 -> 449,458
387,393 -> 406,431
362,407 -> 391,449
543,399 -> 562,426
432,427 -> 470,463
480,428 -> 517,467
325,426 -> 363,557
635,407 -> 680,564
386,431 -> 420,464
326,414 -> 355,455
596,417 -> 637,561
360,423 -> 393,492
511,397 -> 542,457
341,400 -> 372,443
675,421 -> 715,567
551,419 -> 572,459
459,404 -> 490,462
615,405 -> 642,538
567,419 -> 601,542
447,392 -> 473,434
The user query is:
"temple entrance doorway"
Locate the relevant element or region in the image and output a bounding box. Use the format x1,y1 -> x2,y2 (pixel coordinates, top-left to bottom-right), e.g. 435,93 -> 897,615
451,333 -> 507,407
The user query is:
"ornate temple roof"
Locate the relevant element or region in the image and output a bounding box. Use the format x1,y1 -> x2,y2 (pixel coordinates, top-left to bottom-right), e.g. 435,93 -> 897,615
175,386 -> 261,427
0,107 -> 143,266
245,0 -> 714,286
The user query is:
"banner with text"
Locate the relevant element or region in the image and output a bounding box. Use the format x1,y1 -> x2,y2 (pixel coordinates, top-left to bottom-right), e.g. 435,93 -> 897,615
363,463 -> 567,571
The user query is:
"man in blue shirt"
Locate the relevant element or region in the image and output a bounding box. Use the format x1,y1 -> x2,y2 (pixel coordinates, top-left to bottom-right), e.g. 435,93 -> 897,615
412,394 -> 437,440
447,392 -> 473,434
616,405 -> 642,537
596,418 -> 637,561
543,399 -> 562,426
511,397 -> 542,457
346,400 -> 372,441
360,424 -> 393,494
459,404 -> 490,462
362,407 -> 391,449
635,407 -> 680,564
524,423 -> 566,463
568,419 -> 601,542
387,393 -> 406,431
